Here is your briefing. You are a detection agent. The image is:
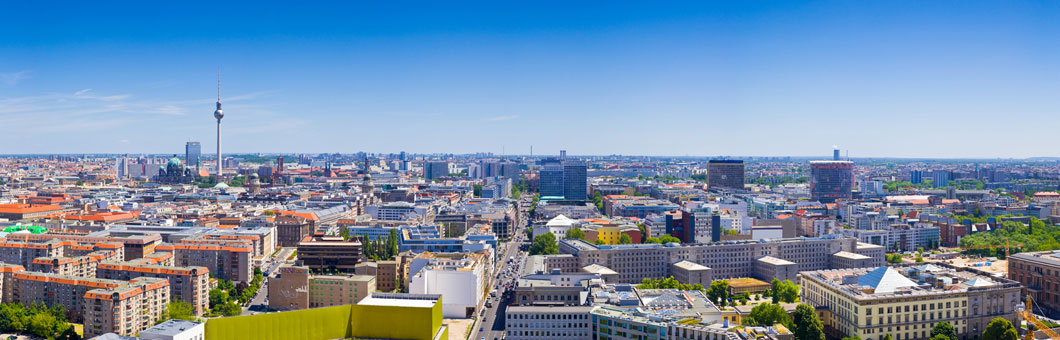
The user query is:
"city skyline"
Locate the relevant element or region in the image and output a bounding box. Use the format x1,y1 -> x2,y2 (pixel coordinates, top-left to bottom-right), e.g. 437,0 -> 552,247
2,2 -> 1059,158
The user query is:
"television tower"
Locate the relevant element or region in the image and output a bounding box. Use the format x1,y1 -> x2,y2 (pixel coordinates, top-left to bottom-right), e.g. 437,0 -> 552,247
214,68 -> 225,178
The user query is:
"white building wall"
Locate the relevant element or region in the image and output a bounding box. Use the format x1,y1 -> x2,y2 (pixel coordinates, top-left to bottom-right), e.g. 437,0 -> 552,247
410,267 -> 483,318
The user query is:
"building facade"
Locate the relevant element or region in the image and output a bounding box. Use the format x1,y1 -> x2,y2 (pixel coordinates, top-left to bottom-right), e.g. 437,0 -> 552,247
505,306 -> 594,340
800,265 -> 1020,340
707,160 -> 745,190
810,161 -> 854,203
558,237 -> 884,284
96,261 -> 210,316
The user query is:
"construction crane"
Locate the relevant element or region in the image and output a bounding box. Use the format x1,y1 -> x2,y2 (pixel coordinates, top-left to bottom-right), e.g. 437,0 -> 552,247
1019,296 -> 1060,340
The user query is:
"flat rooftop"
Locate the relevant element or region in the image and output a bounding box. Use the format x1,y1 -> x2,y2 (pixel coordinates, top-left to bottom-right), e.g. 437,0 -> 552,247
142,319 -> 202,336
803,264 -> 1019,300
357,293 -> 439,308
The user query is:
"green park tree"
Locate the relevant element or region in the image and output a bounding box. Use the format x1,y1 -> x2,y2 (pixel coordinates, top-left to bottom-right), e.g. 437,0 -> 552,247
792,304 -> 824,340
566,228 -> 586,240
707,280 -> 730,307
746,303 -> 792,329
981,318 -> 1018,340
529,233 -> 559,255
931,321 -> 957,340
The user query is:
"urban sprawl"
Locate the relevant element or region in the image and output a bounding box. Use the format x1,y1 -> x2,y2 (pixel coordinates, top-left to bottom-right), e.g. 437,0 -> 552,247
1,147 -> 1060,340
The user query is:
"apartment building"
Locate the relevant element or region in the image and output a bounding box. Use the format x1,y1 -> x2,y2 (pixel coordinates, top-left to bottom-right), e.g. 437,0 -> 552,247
4,269 -> 171,338
156,243 -> 252,282
96,261 -> 210,316
800,264 -> 1020,340
7,271 -> 126,316
0,264 -> 24,302
558,236 -> 885,284
4,232 -> 154,261
30,249 -> 120,277
0,239 -> 65,267
83,277 -> 171,338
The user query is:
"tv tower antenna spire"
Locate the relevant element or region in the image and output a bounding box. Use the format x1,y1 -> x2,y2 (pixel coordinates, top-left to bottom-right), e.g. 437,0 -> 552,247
213,67 -> 225,178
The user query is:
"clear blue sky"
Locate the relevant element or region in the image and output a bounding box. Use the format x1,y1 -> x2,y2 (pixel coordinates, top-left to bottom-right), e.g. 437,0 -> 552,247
1,1 -> 1058,158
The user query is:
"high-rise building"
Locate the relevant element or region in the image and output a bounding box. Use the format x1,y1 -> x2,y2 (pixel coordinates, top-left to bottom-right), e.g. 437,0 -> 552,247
810,160 -> 854,203
562,160 -> 587,202
185,141 -> 201,169
932,171 -> 950,188
499,161 -> 520,180
706,160 -> 744,189
424,161 -> 450,180
539,159 -> 565,198
910,170 -> 923,184
537,152 -> 586,202
116,155 -> 129,179
833,147 -> 840,161
480,161 -> 499,178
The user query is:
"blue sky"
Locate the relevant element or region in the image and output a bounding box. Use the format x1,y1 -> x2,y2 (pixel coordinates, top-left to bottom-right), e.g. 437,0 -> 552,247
1,1 -> 1058,158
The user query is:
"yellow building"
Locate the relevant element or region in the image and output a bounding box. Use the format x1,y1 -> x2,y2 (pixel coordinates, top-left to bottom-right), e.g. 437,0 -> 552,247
726,277 -> 770,296
584,223 -> 640,245
596,226 -> 623,244
205,292 -> 447,340
800,265 -> 1020,340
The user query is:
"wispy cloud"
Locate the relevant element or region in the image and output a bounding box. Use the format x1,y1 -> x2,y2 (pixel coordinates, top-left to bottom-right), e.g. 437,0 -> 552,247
1,70 -> 31,86
1,87 -> 278,120
227,90 -> 281,102
486,115 -> 519,121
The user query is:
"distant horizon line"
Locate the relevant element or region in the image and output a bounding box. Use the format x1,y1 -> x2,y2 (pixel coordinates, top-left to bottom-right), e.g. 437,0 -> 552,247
1,152 -> 1058,162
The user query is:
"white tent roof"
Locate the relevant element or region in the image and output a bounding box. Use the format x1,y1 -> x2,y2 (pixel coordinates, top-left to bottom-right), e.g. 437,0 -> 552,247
917,264 -> 943,272
858,266 -> 918,293
546,214 -> 575,227
964,277 -> 994,287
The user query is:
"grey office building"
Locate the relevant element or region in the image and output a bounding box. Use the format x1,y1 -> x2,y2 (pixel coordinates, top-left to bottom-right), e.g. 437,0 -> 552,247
424,161 -> 450,180
499,161 -> 521,180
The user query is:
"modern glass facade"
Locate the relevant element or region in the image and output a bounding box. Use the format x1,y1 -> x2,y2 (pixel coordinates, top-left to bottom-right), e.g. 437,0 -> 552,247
810,160 -> 854,203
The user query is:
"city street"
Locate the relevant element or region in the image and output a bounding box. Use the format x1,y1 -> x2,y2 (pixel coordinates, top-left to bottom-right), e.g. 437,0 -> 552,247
243,247 -> 296,314
470,195 -> 532,340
